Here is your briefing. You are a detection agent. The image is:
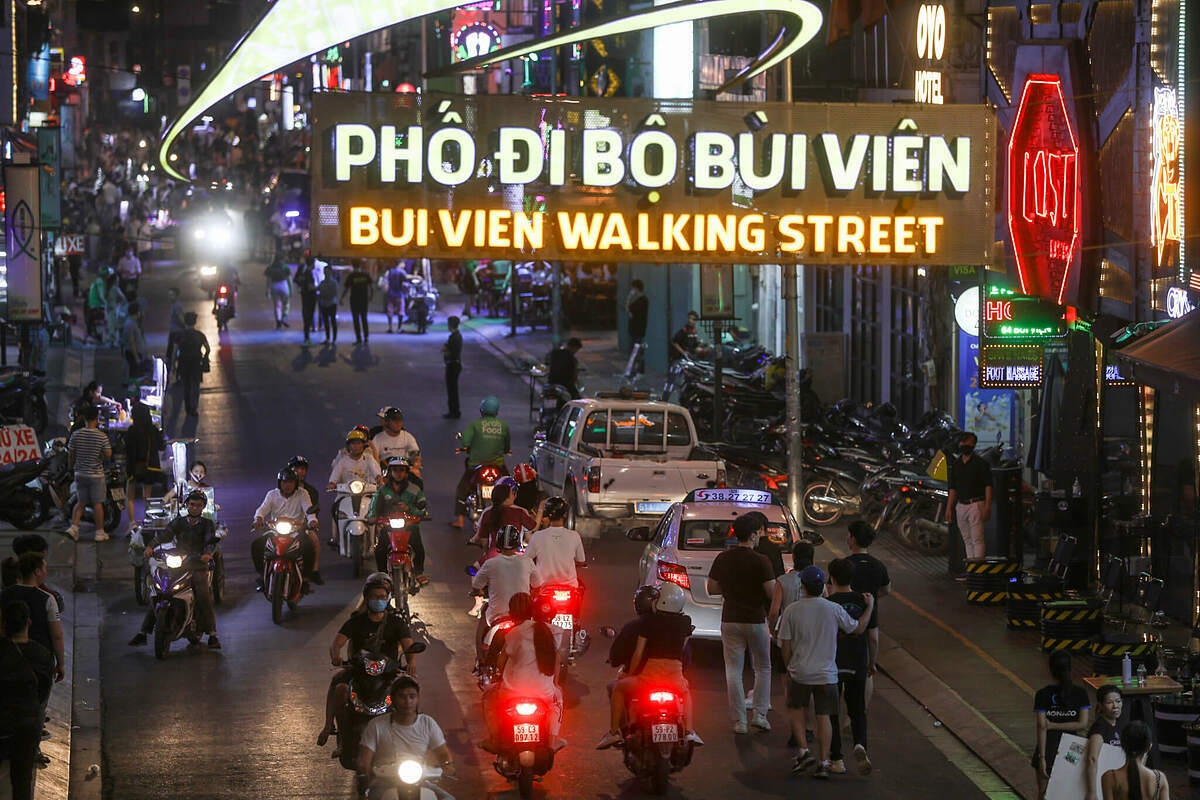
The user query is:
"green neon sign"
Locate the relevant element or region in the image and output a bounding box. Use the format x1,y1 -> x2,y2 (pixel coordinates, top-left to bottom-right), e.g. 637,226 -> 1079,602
981,284 -> 1067,340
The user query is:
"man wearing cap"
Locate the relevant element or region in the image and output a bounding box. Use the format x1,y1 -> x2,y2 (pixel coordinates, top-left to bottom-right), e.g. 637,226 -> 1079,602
372,407 -> 421,470
777,563 -> 873,780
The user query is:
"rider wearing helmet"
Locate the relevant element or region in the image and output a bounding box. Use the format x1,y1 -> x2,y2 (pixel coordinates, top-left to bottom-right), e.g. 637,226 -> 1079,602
328,428 -> 382,489
452,396 -> 511,528
469,478 -> 541,568
524,497 -> 585,587
470,524 -> 543,664
317,577 -> 418,751
372,406 -> 421,473
252,467 -> 321,591
367,456 -> 429,583
511,463 -> 543,514
597,582 -> 702,749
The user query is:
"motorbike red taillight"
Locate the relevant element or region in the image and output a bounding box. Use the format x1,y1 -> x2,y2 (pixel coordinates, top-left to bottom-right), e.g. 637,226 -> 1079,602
648,691 -> 676,704
480,466 -> 501,483
552,589 -> 573,603
218,285 -> 228,295
514,702 -> 539,716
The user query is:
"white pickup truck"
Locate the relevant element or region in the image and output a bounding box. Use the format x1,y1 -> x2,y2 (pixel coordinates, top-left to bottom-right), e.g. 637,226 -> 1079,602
531,396 -> 725,533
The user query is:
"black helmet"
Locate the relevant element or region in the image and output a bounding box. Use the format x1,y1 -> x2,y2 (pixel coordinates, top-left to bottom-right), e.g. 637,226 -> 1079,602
185,489 -> 208,505
498,524 -> 522,551
380,406 -> 405,421
634,585 -> 660,615
276,467 -> 298,486
543,496 -> 569,520
287,455 -> 309,469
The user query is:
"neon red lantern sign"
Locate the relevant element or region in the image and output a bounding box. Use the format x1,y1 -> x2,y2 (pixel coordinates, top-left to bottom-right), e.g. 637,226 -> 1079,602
1007,74 -> 1080,305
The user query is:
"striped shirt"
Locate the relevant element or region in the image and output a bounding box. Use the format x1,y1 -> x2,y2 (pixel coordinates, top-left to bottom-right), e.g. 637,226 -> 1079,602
68,427 -> 110,477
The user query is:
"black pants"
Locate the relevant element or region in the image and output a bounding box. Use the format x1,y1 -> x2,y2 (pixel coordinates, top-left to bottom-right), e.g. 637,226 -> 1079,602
320,305 -> 338,341
5,722 -> 39,800
445,361 -> 462,416
829,676 -> 868,761
300,291 -> 317,340
180,371 -> 201,415
375,526 -> 425,574
350,301 -> 369,342
166,331 -> 181,373
251,532 -> 316,578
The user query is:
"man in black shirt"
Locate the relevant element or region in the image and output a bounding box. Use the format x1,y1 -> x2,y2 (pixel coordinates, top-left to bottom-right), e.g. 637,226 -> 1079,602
845,520 -> 891,707
670,311 -> 701,361
546,337 -> 583,399
826,558 -> 872,776
945,432 -> 993,562
341,259 -> 375,344
443,316 -> 464,419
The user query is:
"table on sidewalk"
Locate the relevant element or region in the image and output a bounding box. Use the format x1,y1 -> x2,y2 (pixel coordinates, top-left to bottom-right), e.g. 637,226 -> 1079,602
1084,675 -> 1183,768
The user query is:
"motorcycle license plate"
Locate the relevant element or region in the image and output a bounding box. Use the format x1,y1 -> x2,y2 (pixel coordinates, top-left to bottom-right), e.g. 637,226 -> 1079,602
512,723 -> 540,743
552,613 -> 574,631
651,724 -> 678,743
110,487 -> 125,501
480,485 -> 494,500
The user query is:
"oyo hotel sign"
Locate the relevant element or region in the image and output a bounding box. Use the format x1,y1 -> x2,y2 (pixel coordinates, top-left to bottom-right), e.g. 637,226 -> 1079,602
1007,74 -> 1080,305
913,4 -> 947,104
311,93 -> 994,265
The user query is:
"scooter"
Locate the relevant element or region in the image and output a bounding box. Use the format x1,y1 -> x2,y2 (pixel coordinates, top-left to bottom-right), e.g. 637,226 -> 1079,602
489,693 -> 559,799
334,480 -> 378,579
261,517 -> 307,624
534,584 -> 591,670
0,456 -> 51,530
617,683 -> 695,795
66,464 -> 126,533
463,463 -> 505,534
337,642 -> 427,784
364,762 -> 453,800
148,543 -> 223,660
0,368 -> 49,434
213,283 -> 234,330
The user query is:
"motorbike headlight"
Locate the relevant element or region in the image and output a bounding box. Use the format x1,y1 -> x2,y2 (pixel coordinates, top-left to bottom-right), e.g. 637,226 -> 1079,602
397,760 -> 423,785
165,554 -> 184,569
274,520 -> 294,535
349,480 -> 365,494
199,265 -> 217,276
193,227 -> 206,241
389,517 -> 406,529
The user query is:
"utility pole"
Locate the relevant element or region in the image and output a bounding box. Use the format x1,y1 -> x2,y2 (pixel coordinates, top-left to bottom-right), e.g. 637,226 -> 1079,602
782,60 -> 805,523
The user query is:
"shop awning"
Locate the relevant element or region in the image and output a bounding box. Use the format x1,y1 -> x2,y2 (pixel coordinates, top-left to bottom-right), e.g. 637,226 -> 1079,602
1115,309 -> 1200,398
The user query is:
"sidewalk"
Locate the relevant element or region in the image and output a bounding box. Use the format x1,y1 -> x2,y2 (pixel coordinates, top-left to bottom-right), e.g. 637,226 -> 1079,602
455,290 -> 1194,800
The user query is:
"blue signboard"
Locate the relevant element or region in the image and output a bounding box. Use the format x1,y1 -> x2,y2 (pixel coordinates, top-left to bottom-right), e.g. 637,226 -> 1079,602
957,327 -> 1017,451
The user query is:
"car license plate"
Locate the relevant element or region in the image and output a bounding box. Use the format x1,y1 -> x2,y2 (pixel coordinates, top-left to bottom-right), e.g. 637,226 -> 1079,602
651,724 -> 678,743
110,487 -> 125,501
480,485 -> 494,500
513,723 -> 540,743
635,501 -> 671,515
552,613 -> 573,630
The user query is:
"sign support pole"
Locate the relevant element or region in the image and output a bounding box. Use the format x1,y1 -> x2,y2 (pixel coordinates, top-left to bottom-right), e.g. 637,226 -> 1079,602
712,318 -> 723,441
785,262 -> 804,522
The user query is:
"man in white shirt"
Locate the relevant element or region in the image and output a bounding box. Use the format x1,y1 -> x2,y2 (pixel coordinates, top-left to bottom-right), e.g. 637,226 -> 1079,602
252,467 -> 320,590
523,498 -> 585,587
777,565 -> 872,780
328,429 -> 382,488
358,676 -> 455,792
471,525 -> 542,664
372,406 -> 420,467
117,247 -> 142,293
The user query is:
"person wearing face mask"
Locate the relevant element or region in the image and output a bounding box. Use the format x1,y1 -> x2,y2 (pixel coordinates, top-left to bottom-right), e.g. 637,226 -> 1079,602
945,432 -> 993,567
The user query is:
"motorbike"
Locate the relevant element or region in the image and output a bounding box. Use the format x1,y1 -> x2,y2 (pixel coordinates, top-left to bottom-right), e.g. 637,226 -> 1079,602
334,480 -> 378,579
617,683 -> 695,795
874,477 -> 951,555
212,283 -> 234,330
463,462 -> 505,533
0,456 -> 52,530
337,642 -> 428,784
381,513 -> 424,623
66,463 -> 126,533
536,383 -> 574,435
0,368 -> 49,434
147,542 -> 224,660
801,448 -> 873,527
403,274 -> 437,334
534,584 -> 591,671
488,691 -> 559,799
261,517 -> 307,624
364,762 -> 452,800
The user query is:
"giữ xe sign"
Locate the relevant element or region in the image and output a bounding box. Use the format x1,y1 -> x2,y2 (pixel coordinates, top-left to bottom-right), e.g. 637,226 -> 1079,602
311,93 -> 994,265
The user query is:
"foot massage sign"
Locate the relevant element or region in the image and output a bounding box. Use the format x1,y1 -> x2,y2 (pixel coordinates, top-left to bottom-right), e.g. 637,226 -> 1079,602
157,0 -> 993,267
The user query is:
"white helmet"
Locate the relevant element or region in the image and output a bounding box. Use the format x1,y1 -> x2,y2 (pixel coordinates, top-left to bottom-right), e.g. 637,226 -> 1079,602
656,582 -> 686,614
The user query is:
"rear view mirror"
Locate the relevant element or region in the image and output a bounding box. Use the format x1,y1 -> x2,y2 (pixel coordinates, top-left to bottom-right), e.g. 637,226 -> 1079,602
625,526 -> 651,542
534,432 -> 548,443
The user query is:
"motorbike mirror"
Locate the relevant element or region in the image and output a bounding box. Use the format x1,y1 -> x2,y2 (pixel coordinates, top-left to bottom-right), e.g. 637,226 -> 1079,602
533,431 -> 547,443
404,641 -> 428,655
625,526 -> 651,542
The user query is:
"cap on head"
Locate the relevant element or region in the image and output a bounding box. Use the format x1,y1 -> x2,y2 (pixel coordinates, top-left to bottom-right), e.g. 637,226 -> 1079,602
799,565 -> 826,587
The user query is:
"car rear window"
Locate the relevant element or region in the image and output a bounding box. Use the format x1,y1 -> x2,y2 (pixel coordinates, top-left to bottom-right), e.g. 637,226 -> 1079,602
679,519 -> 791,550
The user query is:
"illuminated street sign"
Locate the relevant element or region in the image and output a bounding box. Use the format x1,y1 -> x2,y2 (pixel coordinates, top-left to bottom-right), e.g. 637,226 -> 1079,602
980,284 -> 1067,340
311,93 -> 994,265
913,4 -> 946,104
979,343 -> 1044,388
1007,74 -> 1080,305
1151,86 -> 1181,267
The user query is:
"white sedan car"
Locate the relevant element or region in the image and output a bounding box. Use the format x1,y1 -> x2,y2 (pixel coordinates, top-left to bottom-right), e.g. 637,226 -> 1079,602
627,488 -> 806,640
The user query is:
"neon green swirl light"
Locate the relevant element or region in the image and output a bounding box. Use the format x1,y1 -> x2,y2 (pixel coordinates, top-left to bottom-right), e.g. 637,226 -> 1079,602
158,0 -> 823,181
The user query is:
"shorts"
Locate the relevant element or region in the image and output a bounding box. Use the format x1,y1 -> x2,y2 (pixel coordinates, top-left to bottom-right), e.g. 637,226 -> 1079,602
385,294 -> 405,313
786,679 -> 839,715
131,468 -> 170,489
76,473 -> 107,506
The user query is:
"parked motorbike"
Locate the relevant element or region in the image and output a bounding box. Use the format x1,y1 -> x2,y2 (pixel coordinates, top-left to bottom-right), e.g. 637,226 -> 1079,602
0,457 -> 51,529
261,517 -> 307,624
403,274 -> 437,334
337,642 -> 427,782
147,543 -> 224,659
617,684 -> 695,795
212,283 -> 234,330
334,480 -> 378,579
875,477 -> 951,555
65,464 -> 126,533
0,368 -> 49,433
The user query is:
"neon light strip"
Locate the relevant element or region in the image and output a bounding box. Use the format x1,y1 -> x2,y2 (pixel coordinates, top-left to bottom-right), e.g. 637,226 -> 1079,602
158,0 -> 822,179
1179,0 -> 1188,285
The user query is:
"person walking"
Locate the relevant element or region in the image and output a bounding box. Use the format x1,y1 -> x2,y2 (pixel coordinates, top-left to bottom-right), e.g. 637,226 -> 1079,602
458,261 -> 479,318
383,260 -> 409,333
0,600 -> 55,800
295,256 -> 319,343
443,315 -> 463,419
1100,721 -> 1169,800
1085,685 -> 1125,800
825,558 -> 874,776
104,272 -> 128,348
317,268 -> 340,343
546,337 -> 583,399
66,405 -> 113,541
706,513 -> 777,734
176,311 -> 210,417
116,245 -> 142,296
777,564 -> 873,780
342,259 -> 374,344
945,432 -> 993,565
264,256 -> 292,329
121,300 -> 146,381
1032,651 -> 1092,799
845,520 -> 891,708
124,401 -> 168,524
626,279 -> 648,376
166,287 -> 185,377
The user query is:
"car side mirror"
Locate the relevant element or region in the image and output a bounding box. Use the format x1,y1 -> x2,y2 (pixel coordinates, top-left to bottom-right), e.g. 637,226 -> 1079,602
625,526 -> 651,542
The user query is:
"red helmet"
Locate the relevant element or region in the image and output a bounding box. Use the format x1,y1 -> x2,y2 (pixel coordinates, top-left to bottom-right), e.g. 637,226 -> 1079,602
513,463 -> 537,484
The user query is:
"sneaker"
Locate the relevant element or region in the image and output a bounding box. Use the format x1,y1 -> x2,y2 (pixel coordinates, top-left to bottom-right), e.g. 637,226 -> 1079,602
326,538 -> 338,549
750,714 -> 771,732
792,750 -> 817,776
854,744 -> 872,775
684,730 -> 704,746
94,531 -> 110,542
814,761 -> 831,779
416,575 -> 430,586
128,633 -> 147,646
255,577 -> 265,592
830,759 -> 847,774
309,571 -> 325,586
207,635 -> 221,650
733,721 -> 749,735
596,730 -> 623,750
65,525 -> 79,541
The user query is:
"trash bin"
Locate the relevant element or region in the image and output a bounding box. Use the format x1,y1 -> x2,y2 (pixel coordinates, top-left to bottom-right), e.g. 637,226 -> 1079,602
986,466 -> 1022,559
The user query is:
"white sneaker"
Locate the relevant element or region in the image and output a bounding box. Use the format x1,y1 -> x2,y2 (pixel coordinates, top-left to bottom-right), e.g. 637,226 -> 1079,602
65,526 -> 79,541
733,721 -> 749,735
750,714 -> 771,732
94,532 -> 110,542
854,744 -> 872,775
830,759 -> 847,774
